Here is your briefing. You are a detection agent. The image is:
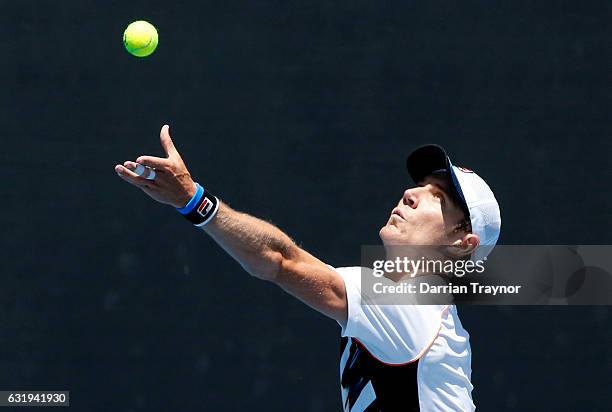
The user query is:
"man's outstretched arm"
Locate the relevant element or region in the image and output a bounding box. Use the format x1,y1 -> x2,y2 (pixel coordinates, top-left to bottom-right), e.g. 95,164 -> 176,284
115,125 -> 348,324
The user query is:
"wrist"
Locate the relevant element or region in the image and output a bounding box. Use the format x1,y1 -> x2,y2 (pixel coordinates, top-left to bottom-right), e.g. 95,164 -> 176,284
176,183 -> 204,213
176,183 -> 219,226
175,181 -> 198,209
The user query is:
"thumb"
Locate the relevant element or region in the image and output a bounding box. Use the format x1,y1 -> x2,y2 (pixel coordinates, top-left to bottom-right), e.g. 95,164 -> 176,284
160,124 -> 178,158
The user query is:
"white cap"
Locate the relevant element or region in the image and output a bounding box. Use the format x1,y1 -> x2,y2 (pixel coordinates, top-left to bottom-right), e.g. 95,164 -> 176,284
406,145 -> 501,261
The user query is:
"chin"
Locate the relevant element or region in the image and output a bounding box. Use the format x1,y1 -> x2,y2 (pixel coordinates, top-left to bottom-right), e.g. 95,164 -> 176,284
379,224 -> 399,245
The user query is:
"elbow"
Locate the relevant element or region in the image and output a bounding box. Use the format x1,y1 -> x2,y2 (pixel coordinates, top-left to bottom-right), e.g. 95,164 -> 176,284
242,249 -> 285,282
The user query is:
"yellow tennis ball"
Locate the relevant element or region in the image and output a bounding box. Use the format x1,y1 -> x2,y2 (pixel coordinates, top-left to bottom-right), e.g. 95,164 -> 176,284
123,20 -> 158,57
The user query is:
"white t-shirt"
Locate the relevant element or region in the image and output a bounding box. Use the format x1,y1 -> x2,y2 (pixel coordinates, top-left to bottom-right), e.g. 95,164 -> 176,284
336,266 -> 475,412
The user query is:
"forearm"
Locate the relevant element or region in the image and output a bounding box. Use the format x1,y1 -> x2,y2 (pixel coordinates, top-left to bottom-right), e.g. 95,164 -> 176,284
115,126 -> 347,322
202,202 -> 298,281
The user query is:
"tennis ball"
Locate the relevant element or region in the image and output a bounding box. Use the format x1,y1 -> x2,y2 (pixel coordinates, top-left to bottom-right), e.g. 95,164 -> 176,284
123,20 -> 158,57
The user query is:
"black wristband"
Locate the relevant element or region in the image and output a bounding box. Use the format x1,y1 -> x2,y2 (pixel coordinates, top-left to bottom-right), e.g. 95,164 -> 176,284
182,189 -> 220,227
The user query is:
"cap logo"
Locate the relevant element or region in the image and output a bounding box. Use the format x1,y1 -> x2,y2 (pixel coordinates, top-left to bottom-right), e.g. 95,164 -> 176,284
457,166 -> 473,173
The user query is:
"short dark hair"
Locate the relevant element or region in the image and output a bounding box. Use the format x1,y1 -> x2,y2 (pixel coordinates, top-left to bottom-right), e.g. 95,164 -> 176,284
445,215 -> 473,263
451,215 -> 472,234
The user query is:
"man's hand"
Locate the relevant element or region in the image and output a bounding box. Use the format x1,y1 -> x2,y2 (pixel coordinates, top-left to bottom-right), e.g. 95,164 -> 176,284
115,125 -> 197,208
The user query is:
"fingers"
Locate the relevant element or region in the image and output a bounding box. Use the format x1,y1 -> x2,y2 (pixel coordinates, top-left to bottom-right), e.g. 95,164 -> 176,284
115,164 -> 155,188
134,156 -> 169,169
124,161 -> 157,180
123,160 -> 140,171
159,124 -> 178,158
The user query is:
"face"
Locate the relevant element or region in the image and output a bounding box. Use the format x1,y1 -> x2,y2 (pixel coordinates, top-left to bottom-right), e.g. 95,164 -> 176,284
379,173 -> 469,246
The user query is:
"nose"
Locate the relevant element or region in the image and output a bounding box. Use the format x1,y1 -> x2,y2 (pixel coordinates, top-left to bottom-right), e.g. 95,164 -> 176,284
402,188 -> 419,209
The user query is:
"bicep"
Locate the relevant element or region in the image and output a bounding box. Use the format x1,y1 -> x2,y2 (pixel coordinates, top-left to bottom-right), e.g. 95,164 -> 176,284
275,247 -> 348,325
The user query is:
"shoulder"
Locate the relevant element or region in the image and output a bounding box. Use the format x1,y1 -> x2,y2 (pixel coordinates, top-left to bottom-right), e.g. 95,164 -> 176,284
334,266 -> 451,363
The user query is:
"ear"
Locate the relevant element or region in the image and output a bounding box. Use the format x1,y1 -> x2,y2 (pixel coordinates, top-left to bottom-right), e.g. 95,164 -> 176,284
449,234 -> 480,258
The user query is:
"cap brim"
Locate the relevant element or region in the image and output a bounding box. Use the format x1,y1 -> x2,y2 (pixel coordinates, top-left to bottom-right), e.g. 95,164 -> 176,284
406,144 -> 469,215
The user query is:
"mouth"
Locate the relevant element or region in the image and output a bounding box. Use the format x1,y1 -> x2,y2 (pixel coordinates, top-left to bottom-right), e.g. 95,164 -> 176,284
391,208 -> 406,221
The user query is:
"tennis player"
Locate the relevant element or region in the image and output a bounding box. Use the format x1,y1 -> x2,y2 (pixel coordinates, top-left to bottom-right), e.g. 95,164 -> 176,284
115,125 -> 501,411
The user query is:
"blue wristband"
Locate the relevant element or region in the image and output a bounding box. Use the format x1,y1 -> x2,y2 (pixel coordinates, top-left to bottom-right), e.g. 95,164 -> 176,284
176,183 -> 204,215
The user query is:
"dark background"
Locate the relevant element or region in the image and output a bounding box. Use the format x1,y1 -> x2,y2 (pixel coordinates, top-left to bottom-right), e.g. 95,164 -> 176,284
1,1 -> 611,410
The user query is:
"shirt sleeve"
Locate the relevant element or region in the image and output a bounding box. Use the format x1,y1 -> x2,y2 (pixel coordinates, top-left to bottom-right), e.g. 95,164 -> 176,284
335,266 -> 447,364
